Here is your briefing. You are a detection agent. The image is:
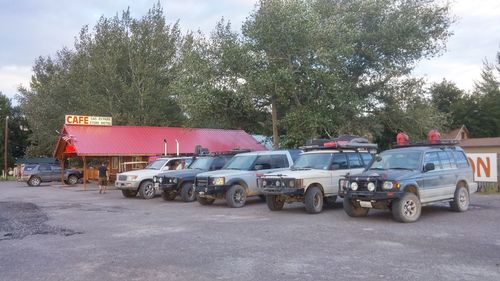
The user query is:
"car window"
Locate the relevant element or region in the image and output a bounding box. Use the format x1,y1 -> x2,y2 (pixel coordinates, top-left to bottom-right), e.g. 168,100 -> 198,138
424,152 -> 442,170
52,166 -> 62,172
437,151 -> 452,169
360,153 -> 373,167
293,153 -> 332,170
454,151 -> 469,168
331,153 -> 348,170
39,164 -> 51,172
288,150 -> 302,162
347,152 -> 363,169
253,155 -> 272,170
24,165 -> 37,171
446,151 -> 457,169
271,155 -> 289,168
212,157 -> 226,170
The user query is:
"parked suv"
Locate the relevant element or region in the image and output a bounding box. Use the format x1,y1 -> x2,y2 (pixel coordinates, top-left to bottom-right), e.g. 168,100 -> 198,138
259,139 -> 376,213
115,157 -> 193,199
195,150 -> 300,208
153,153 -> 236,202
21,164 -> 82,186
340,141 -> 478,223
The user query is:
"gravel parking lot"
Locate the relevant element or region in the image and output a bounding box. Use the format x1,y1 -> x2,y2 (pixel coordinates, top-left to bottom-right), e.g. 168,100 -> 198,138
1,181 -> 499,281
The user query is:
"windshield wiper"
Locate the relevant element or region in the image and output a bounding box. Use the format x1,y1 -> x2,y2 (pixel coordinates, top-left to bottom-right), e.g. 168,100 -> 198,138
292,167 -> 312,170
225,168 -> 241,170
369,167 -> 386,170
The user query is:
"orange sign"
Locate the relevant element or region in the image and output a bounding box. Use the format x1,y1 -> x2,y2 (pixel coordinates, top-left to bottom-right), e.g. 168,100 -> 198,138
65,115 -> 112,126
467,153 -> 498,182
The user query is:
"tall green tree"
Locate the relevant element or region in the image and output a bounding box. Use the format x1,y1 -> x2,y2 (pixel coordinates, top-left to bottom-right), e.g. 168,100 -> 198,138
0,92 -> 30,165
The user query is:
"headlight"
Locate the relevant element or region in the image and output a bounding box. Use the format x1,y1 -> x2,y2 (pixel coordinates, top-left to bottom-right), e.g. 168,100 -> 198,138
127,175 -> 138,181
383,181 -> 399,190
367,182 -> 376,191
262,180 -> 267,186
275,180 -> 281,187
351,182 -> 358,191
172,178 -> 178,183
288,179 -> 295,188
339,179 -> 349,190
153,176 -> 157,182
212,177 -> 225,185
159,177 -> 163,183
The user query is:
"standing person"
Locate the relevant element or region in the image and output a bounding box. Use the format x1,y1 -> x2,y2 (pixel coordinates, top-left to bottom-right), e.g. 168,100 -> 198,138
396,129 -> 409,145
98,162 -> 108,194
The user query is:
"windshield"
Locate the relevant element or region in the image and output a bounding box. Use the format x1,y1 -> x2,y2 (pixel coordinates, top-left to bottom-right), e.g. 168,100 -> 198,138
292,153 -> 332,170
369,151 -> 422,171
223,155 -> 257,170
145,160 -> 167,170
189,157 -> 213,170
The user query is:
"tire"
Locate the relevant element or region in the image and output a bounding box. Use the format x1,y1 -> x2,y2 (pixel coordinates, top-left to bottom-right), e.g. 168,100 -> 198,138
180,182 -> 196,202
121,190 -> 137,198
138,180 -> 155,199
343,197 -> 369,217
266,195 -> 284,211
450,185 -> 469,212
226,185 -> 247,208
162,191 -> 177,201
304,186 -> 323,214
67,175 -> 78,185
197,197 -> 215,205
28,176 -> 41,187
392,193 -> 421,223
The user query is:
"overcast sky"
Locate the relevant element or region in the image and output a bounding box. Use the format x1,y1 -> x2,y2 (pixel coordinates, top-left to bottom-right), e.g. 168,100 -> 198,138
1,0 -> 499,100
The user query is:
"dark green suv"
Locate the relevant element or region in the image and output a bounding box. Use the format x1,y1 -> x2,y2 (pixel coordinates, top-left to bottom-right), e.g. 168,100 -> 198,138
340,142 -> 477,223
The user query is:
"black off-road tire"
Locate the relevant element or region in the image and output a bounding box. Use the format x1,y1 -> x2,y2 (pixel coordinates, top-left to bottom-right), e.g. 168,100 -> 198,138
226,184 -> 247,208
450,185 -> 469,212
180,182 -> 196,202
67,175 -> 79,185
28,176 -> 41,187
197,197 -> 215,205
304,186 -> 323,214
162,191 -> 177,201
121,190 -> 138,198
343,197 -> 369,217
392,193 -> 421,223
266,195 -> 284,211
138,180 -> 155,199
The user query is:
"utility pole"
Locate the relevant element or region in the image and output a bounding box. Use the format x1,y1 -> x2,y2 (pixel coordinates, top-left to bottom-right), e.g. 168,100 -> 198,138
4,116 -> 8,180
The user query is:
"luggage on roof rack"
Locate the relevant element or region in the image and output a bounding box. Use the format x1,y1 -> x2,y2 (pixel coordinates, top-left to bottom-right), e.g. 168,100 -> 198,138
393,139 -> 460,148
301,136 -> 377,152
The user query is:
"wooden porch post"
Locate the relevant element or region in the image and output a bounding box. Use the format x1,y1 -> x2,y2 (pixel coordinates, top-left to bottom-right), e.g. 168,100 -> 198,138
83,156 -> 87,191
60,154 -> 65,186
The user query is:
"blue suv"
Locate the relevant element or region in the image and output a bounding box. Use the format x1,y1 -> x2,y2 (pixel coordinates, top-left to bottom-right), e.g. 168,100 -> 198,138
339,142 -> 477,223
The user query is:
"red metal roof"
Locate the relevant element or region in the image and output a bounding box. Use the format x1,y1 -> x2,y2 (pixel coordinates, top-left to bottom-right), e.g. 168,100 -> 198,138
55,125 -> 267,157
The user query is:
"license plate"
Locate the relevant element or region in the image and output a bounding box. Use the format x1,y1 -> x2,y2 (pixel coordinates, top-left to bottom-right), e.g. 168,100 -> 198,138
199,192 -> 204,195
154,183 -> 159,188
359,201 -> 372,208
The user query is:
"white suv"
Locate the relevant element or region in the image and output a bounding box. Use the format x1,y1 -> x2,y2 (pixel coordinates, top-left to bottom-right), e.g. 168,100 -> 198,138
259,141 -> 375,213
194,150 -> 301,208
115,157 -> 193,199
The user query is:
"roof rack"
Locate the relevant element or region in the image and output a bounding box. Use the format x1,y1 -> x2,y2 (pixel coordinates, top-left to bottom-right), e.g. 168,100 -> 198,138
300,137 -> 378,152
198,149 -> 252,156
393,139 -> 460,148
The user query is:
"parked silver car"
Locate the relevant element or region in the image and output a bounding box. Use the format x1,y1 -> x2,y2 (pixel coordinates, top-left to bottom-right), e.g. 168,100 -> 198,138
21,164 -> 82,186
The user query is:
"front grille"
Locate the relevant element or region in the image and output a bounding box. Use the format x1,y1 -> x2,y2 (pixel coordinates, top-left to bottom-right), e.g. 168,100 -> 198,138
262,178 -> 292,188
196,177 -> 209,187
118,175 -> 127,181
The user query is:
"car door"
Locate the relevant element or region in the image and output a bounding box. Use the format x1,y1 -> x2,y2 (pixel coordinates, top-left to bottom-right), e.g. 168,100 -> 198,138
327,153 -> 349,195
437,150 -> 456,199
51,165 -> 63,181
421,151 -> 443,203
38,164 -> 52,182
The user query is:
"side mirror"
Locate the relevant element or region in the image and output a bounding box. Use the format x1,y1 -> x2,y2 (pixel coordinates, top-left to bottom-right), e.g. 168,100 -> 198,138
375,155 -> 382,162
424,163 -> 435,172
330,164 -> 340,170
254,164 -> 264,170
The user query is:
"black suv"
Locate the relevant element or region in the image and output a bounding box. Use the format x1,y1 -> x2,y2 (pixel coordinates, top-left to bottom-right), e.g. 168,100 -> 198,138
340,142 -> 477,223
153,154 -> 235,202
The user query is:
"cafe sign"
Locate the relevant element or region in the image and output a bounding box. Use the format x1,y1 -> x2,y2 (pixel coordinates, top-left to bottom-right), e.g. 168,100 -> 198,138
65,115 -> 112,126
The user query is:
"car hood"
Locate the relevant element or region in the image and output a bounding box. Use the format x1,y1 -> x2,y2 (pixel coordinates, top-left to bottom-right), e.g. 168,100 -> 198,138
196,169 -> 252,178
118,169 -> 161,177
350,169 -> 421,181
262,169 -> 331,179
156,169 -> 208,178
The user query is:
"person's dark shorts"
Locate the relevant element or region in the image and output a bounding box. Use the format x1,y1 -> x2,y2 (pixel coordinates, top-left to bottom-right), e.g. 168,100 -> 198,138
98,177 -> 107,186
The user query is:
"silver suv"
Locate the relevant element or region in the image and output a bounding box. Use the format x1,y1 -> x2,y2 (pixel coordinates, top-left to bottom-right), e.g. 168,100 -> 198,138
21,164 -> 82,186
195,150 -> 300,208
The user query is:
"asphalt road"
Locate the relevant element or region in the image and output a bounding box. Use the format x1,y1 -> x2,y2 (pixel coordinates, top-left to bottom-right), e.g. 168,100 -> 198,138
1,181 -> 499,281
